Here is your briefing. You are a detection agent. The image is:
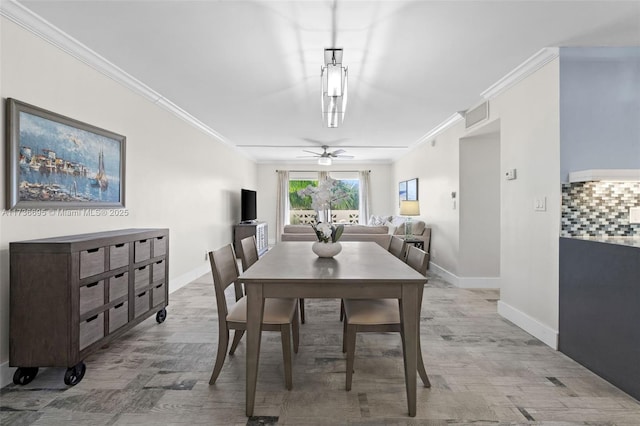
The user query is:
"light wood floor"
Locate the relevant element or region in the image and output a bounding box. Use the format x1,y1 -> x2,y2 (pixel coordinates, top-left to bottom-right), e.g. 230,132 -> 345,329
2,271 -> 639,425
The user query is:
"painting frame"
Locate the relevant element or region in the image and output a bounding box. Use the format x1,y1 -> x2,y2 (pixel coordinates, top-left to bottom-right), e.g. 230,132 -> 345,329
399,181 -> 407,204
6,98 -> 126,209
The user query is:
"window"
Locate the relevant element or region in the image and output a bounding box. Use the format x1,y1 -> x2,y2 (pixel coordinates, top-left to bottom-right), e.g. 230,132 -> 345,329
288,172 -> 360,224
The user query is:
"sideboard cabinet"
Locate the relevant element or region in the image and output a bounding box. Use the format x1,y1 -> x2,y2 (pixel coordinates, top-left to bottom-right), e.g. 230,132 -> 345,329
233,222 -> 268,259
10,228 -> 169,386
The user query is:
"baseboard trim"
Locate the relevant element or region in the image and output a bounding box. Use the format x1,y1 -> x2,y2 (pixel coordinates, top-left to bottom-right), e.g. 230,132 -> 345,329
429,263 -> 499,289
1,361 -> 14,389
498,300 -> 558,349
428,262 -> 459,286
169,263 -> 210,294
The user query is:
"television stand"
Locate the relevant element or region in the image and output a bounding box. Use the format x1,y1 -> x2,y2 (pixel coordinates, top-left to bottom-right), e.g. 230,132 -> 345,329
233,221 -> 268,258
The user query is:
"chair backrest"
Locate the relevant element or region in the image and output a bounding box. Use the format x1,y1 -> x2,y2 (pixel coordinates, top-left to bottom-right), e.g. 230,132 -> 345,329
388,236 -> 407,259
405,245 -> 429,276
239,236 -> 259,271
405,245 -> 429,309
209,244 -> 242,319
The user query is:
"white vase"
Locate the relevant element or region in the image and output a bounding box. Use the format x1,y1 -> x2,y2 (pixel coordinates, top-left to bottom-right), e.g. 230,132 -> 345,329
312,241 -> 342,258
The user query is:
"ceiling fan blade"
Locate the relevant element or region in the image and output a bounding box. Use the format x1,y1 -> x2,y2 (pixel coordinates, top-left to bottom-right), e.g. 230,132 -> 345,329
330,149 -> 346,156
335,155 -> 355,159
296,155 -> 321,158
302,150 -> 321,156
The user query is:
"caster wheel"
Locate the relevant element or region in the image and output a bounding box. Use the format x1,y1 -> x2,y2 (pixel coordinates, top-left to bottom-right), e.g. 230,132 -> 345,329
156,308 -> 167,323
64,361 -> 86,386
13,367 -> 39,385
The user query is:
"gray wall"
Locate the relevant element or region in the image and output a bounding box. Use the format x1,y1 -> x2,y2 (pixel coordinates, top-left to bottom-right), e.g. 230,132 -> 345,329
560,47 -> 640,182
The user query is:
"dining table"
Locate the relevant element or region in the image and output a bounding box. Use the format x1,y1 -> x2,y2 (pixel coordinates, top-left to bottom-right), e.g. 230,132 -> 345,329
239,241 -> 428,417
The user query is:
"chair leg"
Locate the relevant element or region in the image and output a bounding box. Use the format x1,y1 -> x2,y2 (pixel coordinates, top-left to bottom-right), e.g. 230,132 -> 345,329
209,328 -> 229,384
339,299 -> 344,322
299,298 -> 305,324
417,336 -> 431,388
345,324 -> 357,391
292,303 -> 300,354
280,325 -> 293,390
229,330 -> 245,355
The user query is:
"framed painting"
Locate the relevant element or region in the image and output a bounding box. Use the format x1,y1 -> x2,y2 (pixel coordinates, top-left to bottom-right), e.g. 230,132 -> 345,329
406,178 -> 418,201
6,98 -> 126,209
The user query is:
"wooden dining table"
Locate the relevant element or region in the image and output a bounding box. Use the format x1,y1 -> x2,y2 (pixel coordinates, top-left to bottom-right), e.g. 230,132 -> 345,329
239,241 -> 427,417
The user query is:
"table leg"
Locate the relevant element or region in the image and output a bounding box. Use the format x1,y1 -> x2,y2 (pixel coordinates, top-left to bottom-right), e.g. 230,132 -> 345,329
246,283 -> 264,417
400,283 -> 418,417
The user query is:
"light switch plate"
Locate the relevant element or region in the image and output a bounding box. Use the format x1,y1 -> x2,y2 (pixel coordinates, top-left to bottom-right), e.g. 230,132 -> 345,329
534,196 -> 546,212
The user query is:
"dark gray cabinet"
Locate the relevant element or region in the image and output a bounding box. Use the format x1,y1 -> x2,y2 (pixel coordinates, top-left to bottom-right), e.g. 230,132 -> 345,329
559,237 -> 640,400
234,222 -> 268,258
10,228 -> 169,386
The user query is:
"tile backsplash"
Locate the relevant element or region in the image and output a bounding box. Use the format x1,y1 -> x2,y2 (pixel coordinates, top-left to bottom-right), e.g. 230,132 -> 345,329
561,181 -> 640,237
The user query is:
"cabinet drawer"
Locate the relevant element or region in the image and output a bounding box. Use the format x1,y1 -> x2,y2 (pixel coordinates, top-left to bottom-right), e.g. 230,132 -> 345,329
79,280 -> 104,315
154,236 -> 167,257
134,291 -> 150,318
109,272 -> 128,301
134,266 -> 150,291
152,259 -> 166,281
152,282 -> 166,307
110,243 -> 129,270
80,247 -> 105,279
109,302 -> 128,333
79,312 -> 104,350
134,239 -> 151,263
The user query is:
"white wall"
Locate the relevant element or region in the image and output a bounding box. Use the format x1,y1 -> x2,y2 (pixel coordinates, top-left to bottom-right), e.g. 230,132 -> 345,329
0,18 -> 257,384
256,163 -> 394,243
393,122 -> 462,276
393,59 -> 560,348
459,132 -> 500,281
491,59 -> 561,348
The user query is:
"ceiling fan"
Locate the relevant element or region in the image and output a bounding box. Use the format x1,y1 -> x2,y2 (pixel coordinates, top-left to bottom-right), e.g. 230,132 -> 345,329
297,145 -> 354,165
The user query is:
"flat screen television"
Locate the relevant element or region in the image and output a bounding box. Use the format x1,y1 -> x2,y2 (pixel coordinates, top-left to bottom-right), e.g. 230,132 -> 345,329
241,189 -> 257,223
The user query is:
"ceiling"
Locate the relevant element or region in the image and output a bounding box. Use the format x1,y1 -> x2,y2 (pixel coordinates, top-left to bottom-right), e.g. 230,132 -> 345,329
11,1 -> 640,164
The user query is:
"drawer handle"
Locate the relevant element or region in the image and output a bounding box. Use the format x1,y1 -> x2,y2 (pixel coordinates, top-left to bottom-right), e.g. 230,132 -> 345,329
86,315 -> 99,322
155,284 -> 163,289
139,239 -> 147,243
86,281 -> 100,288
114,302 -> 124,309
157,236 -> 164,240
114,243 -> 125,248
156,260 -> 163,265
87,248 -> 100,253
138,266 -> 147,271
114,273 -> 125,278
137,292 -> 147,298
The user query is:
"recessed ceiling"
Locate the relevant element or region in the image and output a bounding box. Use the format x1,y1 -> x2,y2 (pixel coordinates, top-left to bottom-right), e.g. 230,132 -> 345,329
12,0 -> 640,163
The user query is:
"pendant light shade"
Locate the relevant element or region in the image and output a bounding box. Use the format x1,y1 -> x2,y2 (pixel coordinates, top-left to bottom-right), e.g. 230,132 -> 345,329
321,48 -> 348,128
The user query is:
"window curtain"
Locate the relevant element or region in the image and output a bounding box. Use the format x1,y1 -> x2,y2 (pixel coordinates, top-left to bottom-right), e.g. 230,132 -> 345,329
359,170 -> 371,224
276,170 -> 290,242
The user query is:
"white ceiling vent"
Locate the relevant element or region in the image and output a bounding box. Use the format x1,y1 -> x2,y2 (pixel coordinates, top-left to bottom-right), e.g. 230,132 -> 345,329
465,101 -> 489,129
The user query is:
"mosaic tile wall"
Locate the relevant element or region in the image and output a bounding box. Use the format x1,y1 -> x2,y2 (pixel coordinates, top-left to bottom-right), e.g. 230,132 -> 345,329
561,181 -> 640,236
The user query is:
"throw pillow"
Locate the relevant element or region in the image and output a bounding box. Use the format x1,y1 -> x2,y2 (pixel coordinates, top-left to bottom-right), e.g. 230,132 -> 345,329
384,221 -> 397,235
368,215 -> 390,226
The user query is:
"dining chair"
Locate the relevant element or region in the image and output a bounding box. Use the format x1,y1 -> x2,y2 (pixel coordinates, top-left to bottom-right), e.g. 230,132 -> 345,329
239,236 -> 307,324
208,244 -> 299,390
342,245 -> 431,390
388,235 -> 407,259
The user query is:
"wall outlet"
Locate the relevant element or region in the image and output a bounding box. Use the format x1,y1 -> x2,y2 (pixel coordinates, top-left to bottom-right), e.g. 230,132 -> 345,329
630,207 -> 640,224
204,251 -> 209,261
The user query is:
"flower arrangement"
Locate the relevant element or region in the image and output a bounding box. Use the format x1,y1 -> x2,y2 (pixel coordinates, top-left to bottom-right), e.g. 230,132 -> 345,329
311,221 -> 344,243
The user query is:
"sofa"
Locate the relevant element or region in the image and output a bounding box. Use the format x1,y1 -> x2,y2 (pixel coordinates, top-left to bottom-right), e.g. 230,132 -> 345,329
281,215 -> 431,254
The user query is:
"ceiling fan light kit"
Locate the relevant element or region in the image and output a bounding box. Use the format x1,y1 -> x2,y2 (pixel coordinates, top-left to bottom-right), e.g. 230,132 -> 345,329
318,156 -> 332,166
321,48 -> 348,128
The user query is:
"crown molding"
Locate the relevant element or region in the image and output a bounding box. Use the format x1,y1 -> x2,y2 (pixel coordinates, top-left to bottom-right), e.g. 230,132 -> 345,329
414,112 -> 465,146
0,0 -> 236,150
481,47 -> 559,100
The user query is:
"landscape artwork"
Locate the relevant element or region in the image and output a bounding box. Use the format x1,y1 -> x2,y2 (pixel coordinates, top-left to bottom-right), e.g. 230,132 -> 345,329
6,99 -> 125,209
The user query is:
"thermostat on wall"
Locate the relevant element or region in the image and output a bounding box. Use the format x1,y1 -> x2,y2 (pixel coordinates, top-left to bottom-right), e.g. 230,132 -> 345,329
505,169 -> 517,180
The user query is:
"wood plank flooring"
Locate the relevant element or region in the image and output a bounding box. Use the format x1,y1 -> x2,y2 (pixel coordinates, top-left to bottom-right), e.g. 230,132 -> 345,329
2,271 -> 639,425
